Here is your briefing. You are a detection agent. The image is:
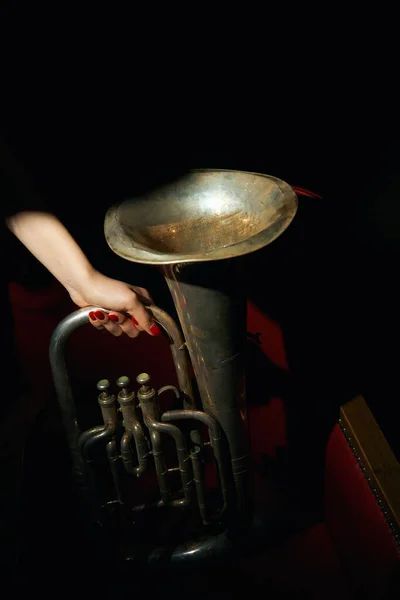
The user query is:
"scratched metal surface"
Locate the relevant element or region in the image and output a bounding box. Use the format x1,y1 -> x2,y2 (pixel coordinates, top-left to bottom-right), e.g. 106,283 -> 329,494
104,169 -> 298,264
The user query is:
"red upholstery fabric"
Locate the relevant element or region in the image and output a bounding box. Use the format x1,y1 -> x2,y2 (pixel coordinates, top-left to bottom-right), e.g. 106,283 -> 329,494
325,424 -> 400,597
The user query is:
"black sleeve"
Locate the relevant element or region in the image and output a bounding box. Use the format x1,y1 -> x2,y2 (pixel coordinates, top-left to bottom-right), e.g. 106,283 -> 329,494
0,136 -> 48,219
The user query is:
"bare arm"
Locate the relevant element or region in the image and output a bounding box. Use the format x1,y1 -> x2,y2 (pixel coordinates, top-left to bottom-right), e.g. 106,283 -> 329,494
6,211 -> 159,337
7,211 -> 95,295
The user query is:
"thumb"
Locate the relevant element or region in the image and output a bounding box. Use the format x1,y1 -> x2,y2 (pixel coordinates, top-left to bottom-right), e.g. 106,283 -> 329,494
128,295 -> 161,337
128,284 -> 154,305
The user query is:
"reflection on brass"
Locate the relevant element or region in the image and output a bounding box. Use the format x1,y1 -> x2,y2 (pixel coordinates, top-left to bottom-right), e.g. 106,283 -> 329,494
104,169 -> 297,264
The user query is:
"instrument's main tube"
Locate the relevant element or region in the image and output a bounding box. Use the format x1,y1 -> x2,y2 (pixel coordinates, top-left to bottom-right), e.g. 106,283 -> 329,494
162,259 -> 253,520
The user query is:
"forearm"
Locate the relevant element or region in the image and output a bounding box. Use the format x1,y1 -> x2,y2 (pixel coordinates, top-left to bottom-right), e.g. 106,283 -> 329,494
6,211 -> 95,294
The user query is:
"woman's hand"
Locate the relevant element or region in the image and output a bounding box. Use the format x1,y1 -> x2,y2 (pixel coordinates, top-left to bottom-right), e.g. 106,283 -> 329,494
6,211 -> 160,338
69,270 -> 161,338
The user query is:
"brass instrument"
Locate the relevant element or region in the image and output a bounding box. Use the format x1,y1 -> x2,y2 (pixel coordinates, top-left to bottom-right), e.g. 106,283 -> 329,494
50,169 -> 298,563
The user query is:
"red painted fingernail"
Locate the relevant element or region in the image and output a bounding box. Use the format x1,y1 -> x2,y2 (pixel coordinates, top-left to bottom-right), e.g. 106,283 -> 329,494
108,314 -> 119,322
89,311 -> 96,321
95,310 -> 105,320
131,316 -> 139,325
150,323 -> 161,336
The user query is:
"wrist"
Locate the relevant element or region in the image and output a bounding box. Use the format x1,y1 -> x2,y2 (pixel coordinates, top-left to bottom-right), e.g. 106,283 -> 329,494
64,264 -> 98,306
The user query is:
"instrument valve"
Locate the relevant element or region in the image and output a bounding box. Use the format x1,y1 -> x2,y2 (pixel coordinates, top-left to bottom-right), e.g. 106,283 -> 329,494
97,379 -> 112,401
96,379 -> 116,411
137,372 -> 150,392
116,375 -> 135,404
136,372 -> 156,402
97,379 -> 110,398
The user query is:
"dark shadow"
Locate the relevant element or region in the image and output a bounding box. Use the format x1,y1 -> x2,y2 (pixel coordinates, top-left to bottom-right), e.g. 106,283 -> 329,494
245,191 -> 362,516
245,339 -> 292,404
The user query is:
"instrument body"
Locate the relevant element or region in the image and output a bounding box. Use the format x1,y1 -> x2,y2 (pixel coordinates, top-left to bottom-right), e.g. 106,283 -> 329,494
50,170 -> 298,562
